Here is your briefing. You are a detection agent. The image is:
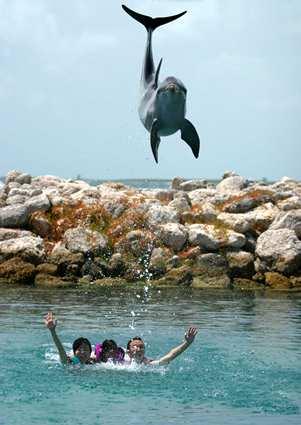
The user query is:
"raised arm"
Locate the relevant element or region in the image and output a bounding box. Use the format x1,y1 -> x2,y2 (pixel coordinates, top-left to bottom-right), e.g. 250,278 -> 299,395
149,327 -> 197,366
44,311 -> 69,365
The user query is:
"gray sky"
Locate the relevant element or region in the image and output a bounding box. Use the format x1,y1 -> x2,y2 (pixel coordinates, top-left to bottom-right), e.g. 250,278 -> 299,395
0,0 -> 300,180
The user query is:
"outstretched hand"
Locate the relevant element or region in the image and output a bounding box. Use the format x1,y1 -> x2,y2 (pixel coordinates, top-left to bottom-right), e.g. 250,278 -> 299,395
44,311 -> 57,330
184,327 -> 198,344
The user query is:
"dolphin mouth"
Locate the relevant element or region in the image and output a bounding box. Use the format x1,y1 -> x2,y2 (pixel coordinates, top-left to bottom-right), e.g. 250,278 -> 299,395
165,83 -> 181,93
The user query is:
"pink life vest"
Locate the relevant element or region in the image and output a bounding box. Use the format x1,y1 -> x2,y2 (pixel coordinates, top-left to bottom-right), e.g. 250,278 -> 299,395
94,343 -> 125,363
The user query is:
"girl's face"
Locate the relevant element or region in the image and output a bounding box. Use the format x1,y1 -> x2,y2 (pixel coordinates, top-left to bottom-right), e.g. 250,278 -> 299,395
75,342 -> 91,363
102,347 -> 117,362
128,340 -> 145,362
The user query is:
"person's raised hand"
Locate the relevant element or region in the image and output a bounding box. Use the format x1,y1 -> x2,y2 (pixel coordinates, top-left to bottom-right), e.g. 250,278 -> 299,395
44,311 -> 57,330
184,326 -> 198,344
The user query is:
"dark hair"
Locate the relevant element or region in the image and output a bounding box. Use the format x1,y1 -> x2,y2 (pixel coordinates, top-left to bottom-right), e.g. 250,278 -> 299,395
72,337 -> 92,354
100,339 -> 118,362
127,336 -> 144,350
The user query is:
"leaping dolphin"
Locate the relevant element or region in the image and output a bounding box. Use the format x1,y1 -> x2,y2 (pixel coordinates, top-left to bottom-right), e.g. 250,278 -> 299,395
122,4 -> 200,163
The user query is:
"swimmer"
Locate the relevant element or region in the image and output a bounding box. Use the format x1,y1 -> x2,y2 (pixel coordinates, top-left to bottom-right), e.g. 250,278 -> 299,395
44,311 -> 93,365
93,339 -> 125,363
126,326 -> 197,366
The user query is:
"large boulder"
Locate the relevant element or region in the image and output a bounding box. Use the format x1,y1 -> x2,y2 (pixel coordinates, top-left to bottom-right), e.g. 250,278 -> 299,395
0,235 -> 45,264
192,253 -> 231,288
49,242 -> 84,275
153,266 -> 193,286
25,193 -> 51,214
219,186 -> 275,213
63,226 -> 108,255
277,196 -> 301,211
217,203 -> 279,234
157,223 -> 188,252
264,272 -> 291,290
0,258 -> 36,284
188,223 -> 246,251
148,247 -> 168,278
226,251 -> 255,278
168,196 -> 191,213
0,205 -> 30,228
255,229 -> 301,274
0,228 -> 32,241
269,210 -> 301,238
216,175 -> 247,193
147,204 -> 179,226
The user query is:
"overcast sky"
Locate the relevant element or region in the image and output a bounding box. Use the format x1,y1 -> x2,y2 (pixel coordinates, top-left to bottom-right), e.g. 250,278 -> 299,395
0,0 -> 300,180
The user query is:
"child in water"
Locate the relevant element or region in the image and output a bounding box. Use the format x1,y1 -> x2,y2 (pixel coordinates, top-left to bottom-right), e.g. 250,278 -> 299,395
94,339 -> 125,363
44,311 -> 94,365
125,326 -> 198,366
44,311 -> 123,365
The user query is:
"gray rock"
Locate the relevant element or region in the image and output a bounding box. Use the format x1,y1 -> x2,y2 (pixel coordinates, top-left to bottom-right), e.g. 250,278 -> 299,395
148,247 -> 167,277
188,223 -> 246,251
63,226 -> 108,255
0,258 -> 36,284
154,190 -> 174,203
0,235 -> 45,263
192,253 -> 230,288
218,203 -> 279,234
178,180 -> 208,191
30,214 -> 52,238
226,251 -> 255,278
0,228 -> 32,241
0,205 -> 30,228
147,205 -> 179,226
108,253 -> 126,277
4,182 -> 21,194
25,194 -> 51,214
188,188 -> 216,207
5,170 -> 23,185
15,173 -> 32,185
216,175 -> 247,193
171,177 -> 186,190
269,210 -> 301,238
277,196 -> 301,211
222,170 -> 238,179
255,229 -> 301,274
168,197 -> 190,212
6,195 -> 27,206
157,223 -> 188,252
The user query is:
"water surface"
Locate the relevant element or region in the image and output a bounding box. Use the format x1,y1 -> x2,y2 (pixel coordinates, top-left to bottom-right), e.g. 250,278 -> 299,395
0,286 -> 300,425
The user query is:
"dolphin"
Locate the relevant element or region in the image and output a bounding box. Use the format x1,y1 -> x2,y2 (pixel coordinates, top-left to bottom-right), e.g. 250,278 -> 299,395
122,4 -> 200,163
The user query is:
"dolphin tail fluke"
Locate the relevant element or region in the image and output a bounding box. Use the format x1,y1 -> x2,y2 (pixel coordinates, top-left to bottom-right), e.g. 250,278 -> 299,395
122,5 -> 186,32
181,119 -> 200,159
150,119 -> 160,163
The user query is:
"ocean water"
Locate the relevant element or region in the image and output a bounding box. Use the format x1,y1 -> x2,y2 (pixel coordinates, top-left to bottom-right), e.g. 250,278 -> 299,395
0,285 -> 300,425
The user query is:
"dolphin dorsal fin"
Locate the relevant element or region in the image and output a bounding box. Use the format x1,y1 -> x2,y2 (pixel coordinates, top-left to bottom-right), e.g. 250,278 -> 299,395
154,58 -> 163,88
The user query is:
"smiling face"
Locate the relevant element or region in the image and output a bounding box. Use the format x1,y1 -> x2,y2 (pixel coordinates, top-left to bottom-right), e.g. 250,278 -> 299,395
74,342 -> 92,364
128,339 -> 146,363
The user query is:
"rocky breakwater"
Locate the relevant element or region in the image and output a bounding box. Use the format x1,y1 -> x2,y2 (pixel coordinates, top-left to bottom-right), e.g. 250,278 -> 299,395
0,170 -> 301,291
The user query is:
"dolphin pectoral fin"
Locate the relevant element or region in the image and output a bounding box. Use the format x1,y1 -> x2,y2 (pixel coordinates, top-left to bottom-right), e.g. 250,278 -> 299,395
181,119 -> 200,159
150,120 -> 160,163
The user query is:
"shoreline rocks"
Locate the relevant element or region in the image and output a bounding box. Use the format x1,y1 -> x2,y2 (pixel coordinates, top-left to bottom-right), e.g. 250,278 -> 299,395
0,170 -> 300,290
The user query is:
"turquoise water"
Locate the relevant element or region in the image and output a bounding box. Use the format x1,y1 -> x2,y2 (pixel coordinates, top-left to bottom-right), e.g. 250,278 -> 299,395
0,286 -> 301,425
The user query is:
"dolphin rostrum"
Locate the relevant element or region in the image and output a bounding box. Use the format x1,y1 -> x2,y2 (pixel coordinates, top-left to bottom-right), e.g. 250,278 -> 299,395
122,4 -> 200,163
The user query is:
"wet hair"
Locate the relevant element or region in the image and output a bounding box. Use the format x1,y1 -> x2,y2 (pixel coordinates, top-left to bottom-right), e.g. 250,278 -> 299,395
100,339 -> 118,362
127,336 -> 144,351
72,337 -> 92,354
